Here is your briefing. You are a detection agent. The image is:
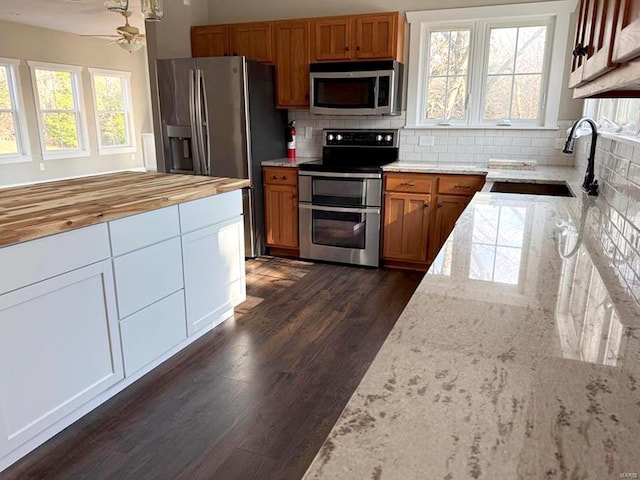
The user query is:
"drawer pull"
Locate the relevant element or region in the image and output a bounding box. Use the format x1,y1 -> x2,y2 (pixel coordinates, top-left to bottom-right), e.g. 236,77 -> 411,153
454,184 -> 471,189
437,203 -> 443,208
283,176 -> 288,180
400,182 -> 416,187
272,175 -> 278,180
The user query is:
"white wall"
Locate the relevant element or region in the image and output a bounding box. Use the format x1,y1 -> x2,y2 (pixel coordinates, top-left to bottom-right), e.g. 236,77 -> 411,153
0,20 -> 153,187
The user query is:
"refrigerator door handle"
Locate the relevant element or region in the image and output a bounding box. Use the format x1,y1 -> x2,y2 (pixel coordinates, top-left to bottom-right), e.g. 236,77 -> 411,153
194,69 -> 207,176
198,68 -> 211,175
188,68 -> 202,175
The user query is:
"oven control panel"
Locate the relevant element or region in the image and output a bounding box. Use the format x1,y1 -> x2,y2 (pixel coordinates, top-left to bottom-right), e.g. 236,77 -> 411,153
323,129 -> 399,148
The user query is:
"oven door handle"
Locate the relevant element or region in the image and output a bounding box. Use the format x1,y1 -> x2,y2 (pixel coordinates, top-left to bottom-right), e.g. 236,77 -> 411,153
299,204 -> 380,215
298,170 -> 381,179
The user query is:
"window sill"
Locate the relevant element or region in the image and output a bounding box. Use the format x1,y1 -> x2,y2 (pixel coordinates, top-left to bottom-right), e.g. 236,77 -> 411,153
43,150 -> 91,161
0,155 -> 32,165
404,125 -> 560,131
98,146 -> 136,156
600,131 -> 640,147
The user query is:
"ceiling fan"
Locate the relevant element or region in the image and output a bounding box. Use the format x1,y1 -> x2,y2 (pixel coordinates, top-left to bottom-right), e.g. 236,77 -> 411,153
83,11 -> 145,52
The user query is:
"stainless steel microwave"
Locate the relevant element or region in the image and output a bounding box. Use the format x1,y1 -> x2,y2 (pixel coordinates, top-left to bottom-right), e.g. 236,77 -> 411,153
309,60 -> 403,116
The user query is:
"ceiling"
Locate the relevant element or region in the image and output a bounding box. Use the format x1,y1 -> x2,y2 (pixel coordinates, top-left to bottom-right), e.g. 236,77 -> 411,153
0,0 -> 145,37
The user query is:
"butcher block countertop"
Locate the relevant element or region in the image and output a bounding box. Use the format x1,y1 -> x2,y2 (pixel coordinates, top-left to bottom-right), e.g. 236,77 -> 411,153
0,171 -> 250,248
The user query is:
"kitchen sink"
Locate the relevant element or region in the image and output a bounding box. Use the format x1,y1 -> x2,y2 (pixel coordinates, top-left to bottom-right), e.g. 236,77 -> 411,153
490,181 -> 574,197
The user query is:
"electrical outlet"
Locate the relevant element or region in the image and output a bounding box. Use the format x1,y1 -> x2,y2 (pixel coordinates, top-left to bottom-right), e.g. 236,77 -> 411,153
555,138 -> 566,150
419,136 -> 435,147
39,163 -> 45,171
304,126 -> 313,140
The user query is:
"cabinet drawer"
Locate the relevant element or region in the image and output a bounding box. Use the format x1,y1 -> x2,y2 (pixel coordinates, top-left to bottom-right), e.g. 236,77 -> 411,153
263,167 -> 298,186
109,206 -> 180,257
119,290 -> 187,377
0,224 -> 110,294
438,175 -> 485,196
385,173 -> 433,193
179,190 -> 243,234
113,237 -> 184,319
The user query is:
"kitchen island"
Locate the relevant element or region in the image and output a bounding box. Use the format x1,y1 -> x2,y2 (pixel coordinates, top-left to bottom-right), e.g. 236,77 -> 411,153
0,171 -> 249,472
304,170 -> 640,479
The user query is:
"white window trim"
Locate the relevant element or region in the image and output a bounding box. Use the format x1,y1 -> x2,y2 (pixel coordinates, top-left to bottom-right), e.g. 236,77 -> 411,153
88,67 -> 136,156
584,98 -> 640,147
0,57 -> 31,165
28,60 -> 90,161
405,1 -> 575,130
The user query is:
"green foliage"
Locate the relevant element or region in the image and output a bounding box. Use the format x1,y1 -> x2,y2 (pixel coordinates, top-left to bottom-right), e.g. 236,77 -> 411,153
35,69 -> 80,151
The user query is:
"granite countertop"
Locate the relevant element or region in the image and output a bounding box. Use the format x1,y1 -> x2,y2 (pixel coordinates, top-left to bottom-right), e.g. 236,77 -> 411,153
262,157 -> 320,167
304,167 -> 640,479
0,171 -> 250,248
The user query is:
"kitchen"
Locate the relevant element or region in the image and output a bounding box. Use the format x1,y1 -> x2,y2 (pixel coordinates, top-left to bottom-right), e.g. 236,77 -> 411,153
1,0 -> 639,479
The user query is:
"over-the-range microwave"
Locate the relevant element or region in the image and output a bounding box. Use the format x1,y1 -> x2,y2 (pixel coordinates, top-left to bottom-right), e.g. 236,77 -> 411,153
309,60 -> 403,116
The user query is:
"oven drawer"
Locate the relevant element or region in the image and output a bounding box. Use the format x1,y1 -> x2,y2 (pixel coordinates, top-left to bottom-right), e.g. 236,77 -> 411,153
385,173 -> 434,194
264,167 -> 297,186
438,175 -> 485,196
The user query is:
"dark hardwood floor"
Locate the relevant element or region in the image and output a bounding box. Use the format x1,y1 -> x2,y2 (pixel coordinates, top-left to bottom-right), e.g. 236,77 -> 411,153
2,257 -> 423,480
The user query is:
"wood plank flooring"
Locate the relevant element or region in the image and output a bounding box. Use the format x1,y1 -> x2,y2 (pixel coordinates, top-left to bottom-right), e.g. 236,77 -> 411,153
2,258 -> 423,480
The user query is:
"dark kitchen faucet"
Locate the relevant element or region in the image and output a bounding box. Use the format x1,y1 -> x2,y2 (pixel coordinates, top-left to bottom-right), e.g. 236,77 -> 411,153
562,116 -> 599,196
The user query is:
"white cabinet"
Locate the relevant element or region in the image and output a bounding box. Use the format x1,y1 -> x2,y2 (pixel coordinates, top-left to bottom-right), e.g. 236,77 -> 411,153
183,216 -> 246,336
109,206 -> 180,257
112,237 -> 184,319
0,261 -> 122,454
119,290 -> 187,377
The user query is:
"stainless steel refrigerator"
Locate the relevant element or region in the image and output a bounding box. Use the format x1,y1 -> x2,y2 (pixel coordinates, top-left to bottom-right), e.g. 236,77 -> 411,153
156,56 -> 287,257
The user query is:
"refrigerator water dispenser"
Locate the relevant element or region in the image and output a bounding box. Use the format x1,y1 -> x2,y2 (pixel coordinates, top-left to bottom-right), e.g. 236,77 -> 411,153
166,125 -> 193,173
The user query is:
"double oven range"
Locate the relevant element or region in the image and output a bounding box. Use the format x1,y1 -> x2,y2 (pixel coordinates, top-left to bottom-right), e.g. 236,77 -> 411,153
298,129 -> 399,267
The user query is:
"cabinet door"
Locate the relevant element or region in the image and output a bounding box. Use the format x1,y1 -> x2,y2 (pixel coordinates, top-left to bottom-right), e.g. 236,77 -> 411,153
568,0 -> 592,87
353,14 -> 397,60
612,0 -> 640,63
312,17 -> 352,61
582,0 -> 621,82
430,195 -> 469,262
183,217 -> 246,336
274,20 -> 310,108
0,261 -> 122,454
264,183 -> 298,248
191,25 -> 229,57
229,24 -> 273,62
382,193 -> 431,262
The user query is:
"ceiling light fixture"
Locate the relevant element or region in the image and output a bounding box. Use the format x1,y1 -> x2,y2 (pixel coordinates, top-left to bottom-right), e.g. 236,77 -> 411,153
118,38 -> 144,53
141,0 -> 164,21
104,0 -> 129,12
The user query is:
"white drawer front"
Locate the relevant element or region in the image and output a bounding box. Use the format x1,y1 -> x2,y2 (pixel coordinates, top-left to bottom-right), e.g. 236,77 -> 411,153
113,237 -> 184,319
0,224 -> 110,294
179,190 -> 243,233
109,206 -> 180,257
120,291 -> 187,377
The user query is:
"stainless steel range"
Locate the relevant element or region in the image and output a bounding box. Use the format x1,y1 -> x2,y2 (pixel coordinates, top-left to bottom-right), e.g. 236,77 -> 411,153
298,129 -> 399,267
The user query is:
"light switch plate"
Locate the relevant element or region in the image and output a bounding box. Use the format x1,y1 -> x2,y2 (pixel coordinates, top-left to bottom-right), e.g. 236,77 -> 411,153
419,136 -> 435,147
39,163 -> 45,171
305,126 -> 313,140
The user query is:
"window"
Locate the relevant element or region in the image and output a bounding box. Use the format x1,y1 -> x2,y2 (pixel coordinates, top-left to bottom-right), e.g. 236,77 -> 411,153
591,98 -> 640,137
89,68 -> 135,154
0,58 -> 30,163
29,61 -> 88,159
406,1 -> 574,128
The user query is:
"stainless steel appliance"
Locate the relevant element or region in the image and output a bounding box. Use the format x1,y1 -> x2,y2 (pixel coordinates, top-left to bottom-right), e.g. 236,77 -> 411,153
309,61 -> 403,116
298,129 -> 400,267
156,57 -> 287,257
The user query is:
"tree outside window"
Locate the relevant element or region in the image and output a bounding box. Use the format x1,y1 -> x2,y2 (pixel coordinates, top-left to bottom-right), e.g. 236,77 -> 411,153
90,69 -> 134,154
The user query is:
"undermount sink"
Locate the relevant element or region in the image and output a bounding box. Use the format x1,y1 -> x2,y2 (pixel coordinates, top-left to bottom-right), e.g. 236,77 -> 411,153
490,181 -> 575,197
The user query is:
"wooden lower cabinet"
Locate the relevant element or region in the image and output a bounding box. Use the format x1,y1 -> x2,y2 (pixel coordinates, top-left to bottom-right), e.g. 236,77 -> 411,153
430,195 -> 469,262
382,193 -> 431,263
263,167 -> 299,252
382,172 -> 485,270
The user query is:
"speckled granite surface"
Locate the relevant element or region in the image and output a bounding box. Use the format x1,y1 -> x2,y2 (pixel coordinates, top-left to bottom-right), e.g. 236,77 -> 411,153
303,169 -> 640,479
261,157 -> 319,167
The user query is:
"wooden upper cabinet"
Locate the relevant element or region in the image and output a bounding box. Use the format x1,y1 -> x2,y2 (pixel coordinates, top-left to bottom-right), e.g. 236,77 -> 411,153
612,0 -> 640,63
569,0 -> 620,87
191,25 -> 229,57
274,20 -> 310,108
229,22 -> 273,63
312,17 -> 352,61
353,13 -> 403,60
311,12 -> 405,62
